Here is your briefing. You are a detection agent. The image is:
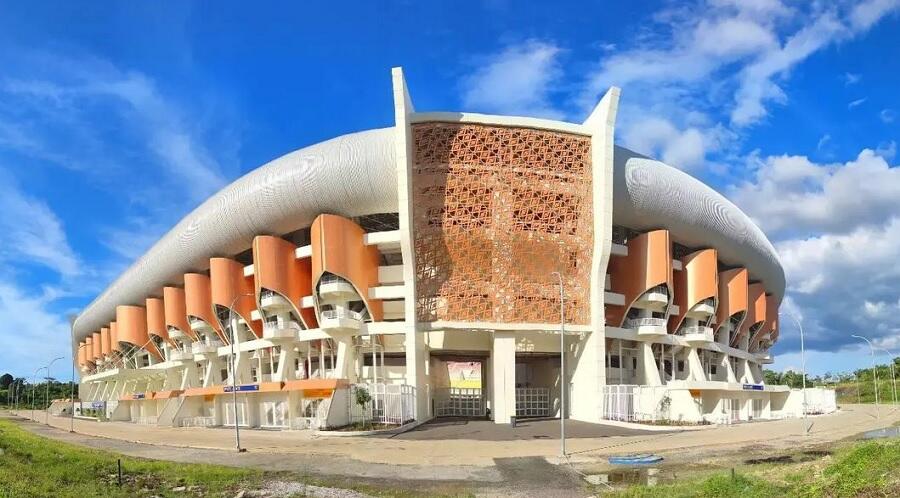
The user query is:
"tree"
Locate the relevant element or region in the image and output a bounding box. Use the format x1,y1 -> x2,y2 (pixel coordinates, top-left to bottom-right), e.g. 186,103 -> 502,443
0,373 -> 13,389
354,386 -> 372,430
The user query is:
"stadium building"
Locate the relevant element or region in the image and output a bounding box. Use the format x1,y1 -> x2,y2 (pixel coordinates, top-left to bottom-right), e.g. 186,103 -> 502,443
71,68 -> 832,430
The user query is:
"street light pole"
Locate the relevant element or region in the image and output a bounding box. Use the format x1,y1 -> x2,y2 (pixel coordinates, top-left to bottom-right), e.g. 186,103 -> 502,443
69,315 -> 81,433
851,334 -> 879,418
228,292 -> 254,453
44,356 -> 64,425
780,312 -> 808,432
30,367 -> 45,421
550,271 -> 565,459
875,348 -> 897,406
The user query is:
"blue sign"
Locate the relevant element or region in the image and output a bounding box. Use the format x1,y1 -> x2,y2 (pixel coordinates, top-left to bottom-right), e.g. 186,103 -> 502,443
132,393 -> 146,399
91,401 -> 106,409
742,384 -> 764,391
223,384 -> 260,393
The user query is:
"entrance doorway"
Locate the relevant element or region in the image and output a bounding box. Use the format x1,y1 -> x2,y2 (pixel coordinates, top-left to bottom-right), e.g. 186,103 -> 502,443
515,353 -> 559,418
431,355 -> 486,417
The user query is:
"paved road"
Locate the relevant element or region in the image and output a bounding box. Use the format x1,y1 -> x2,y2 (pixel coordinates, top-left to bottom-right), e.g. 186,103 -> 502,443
393,416 -> 662,441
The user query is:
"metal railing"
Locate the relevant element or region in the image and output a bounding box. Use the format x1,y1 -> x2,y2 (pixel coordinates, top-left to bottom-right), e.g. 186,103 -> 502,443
349,383 -> 416,425
263,320 -> 302,333
625,317 -> 667,329
435,387 -> 485,417
601,384 -> 670,422
515,387 -> 551,417
321,309 -> 363,321
181,416 -> 217,428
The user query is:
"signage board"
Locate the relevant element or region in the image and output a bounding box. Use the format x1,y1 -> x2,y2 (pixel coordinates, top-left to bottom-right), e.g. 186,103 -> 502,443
132,393 -> 146,400
223,384 -> 260,393
742,384 -> 764,391
302,389 -> 334,399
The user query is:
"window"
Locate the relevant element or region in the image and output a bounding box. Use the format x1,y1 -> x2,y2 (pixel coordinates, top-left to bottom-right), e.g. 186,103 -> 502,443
633,357 -> 638,369
609,355 -> 621,368
710,365 -> 718,375
677,360 -> 685,372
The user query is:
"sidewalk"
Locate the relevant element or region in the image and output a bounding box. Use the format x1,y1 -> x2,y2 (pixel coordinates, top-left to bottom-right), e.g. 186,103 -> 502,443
11,405 -> 899,468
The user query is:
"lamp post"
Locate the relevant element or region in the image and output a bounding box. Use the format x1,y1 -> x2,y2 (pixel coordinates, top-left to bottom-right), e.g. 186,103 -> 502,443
44,356 -> 64,425
550,271 -> 565,459
851,334 -> 879,418
69,315 -> 83,433
30,366 -> 45,421
227,292 -> 254,453
875,347 -> 897,406
780,312 -> 808,432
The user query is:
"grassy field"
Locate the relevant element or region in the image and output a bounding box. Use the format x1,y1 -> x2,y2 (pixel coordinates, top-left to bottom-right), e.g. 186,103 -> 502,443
604,435 -> 900,497
834,379 -> 899,405
0,417 -> 472,498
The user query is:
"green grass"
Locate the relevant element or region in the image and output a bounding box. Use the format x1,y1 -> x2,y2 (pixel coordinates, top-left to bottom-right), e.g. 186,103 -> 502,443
605,438 -> 900,497
834,379 -> 899,405
0,418 -> 261,497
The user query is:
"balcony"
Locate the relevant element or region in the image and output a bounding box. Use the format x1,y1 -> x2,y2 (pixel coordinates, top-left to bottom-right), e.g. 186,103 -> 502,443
169,349 -> 194,362
634,285 -> 668,309
192,340 -> 223,355
189,317 -> 214,332
625,317 -> 667,337
318,274 -> 358,301
263,321 -> 301,340
170,328 -> 191,341
319,309 -> 363,332
682,326 -> 714,344
259,290 -> 293,312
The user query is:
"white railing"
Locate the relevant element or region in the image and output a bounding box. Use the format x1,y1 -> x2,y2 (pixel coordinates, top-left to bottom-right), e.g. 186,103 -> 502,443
625,317 -> 667,329
263,321 -> 301,333
134,416 -> 158,425
181,416 -> 217,428
321,309 -> 363,321
349,383 -> 416,426
435,387 -> 485,417
601,385 -> 670,422
515,388 -> 550,417
682,325 -> 713,336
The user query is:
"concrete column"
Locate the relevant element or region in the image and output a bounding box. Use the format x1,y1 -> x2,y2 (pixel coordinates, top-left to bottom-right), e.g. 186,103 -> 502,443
638,343 -> 662,385
686,348 -> 706,381
181,362 -> 200,389
491,331 -> 516,424
722,354 -> 737,383
570,330 -> 604,422
333,337 -> 357,383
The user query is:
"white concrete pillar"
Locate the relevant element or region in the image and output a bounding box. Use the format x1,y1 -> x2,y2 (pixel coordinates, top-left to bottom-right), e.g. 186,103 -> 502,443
722,354 -> 737,383
333,337 -> 357,382
570,330 -> 604,422
638,343 -> 662,385
686,348 -> 706,381
491,331 -> 516,424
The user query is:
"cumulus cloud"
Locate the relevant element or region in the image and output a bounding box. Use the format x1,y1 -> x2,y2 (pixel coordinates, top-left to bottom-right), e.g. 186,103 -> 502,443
461,40 -> 564,120
881,108 -> 897,123
730,149 -> 900,236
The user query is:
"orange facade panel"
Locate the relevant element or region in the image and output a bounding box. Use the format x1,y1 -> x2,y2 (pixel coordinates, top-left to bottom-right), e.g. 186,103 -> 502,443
145,297 -> 172,346
715,268 -> 748,332
116,305 -> 162,361
668,249 -> 718,333
766,294 -> 779,336
77,341 -> 86,367
84,336 -> 94,364
163,286 -> 195,341
100,327 -> 111,357
184,273 -> 225,343
91,332 -> 102,361
311,214 -> 383,321
735,283 -> 767,346
210,258 -> 262,338
109,321 -> 120,352
607,230 -> 673,326
252,235 -> 318,328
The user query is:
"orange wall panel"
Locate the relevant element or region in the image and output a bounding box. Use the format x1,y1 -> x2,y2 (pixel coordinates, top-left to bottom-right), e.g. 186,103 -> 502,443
100,327 -> 111,357
668,249 -> 718,333
146,297 -> 173,346
163,286 -> 195,341
184,273 -> 225,343
607,230 -> 673,326
766,294 -> 779,336
210,258 -> 262,338
252,235 -> 317,328
84,336 -> 94,365
735,283 -> 767,345
91,332 -> 101,361
109,321 -> 120,352
116,305 -> 162,361
78,341 -> 86,367
311,214 -> 383,321
715,268 -> 748,332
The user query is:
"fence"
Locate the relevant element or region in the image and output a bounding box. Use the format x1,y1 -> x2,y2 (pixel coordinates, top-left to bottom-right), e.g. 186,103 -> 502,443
434,387 -> 485,417
515,388 -> 551,417
349,383 -> 416,425
181,416 -> 217,428
601,385 -> 669,422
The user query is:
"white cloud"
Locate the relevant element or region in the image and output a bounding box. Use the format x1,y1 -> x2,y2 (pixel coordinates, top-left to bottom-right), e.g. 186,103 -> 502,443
843,72 -> 862,85
0,280 -> 72,380
849,0 -> 900,30
816,134 -> 831,151
461,40 -> 564,120
730,149 -> 900,236
881,108 -> 897,123
848,97 -> 867,109
0,172 -> 80,277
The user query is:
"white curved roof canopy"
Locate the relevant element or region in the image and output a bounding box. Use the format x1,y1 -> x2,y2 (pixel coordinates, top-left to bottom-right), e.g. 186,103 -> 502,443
73,129 -> 784,342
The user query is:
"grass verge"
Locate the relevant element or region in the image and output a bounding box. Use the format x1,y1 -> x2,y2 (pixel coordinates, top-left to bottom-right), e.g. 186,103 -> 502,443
603,437 -> 900,497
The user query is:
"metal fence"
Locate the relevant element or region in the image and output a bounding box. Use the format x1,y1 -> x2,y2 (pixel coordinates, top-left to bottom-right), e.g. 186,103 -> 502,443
349,383 -> 416,425
181,416 -> 217,428
515,387 -> 551,417
435,387 -> 485,417
601,385 -> 669,422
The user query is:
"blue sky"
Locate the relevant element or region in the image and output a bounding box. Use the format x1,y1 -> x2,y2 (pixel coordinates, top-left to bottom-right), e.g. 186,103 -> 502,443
0,1 -> 898,381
